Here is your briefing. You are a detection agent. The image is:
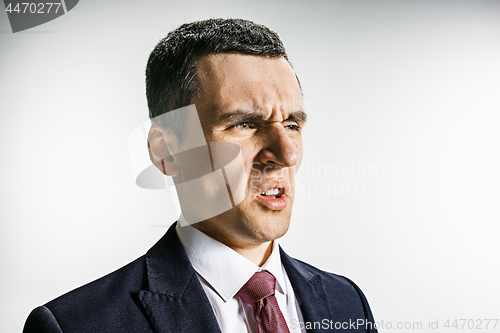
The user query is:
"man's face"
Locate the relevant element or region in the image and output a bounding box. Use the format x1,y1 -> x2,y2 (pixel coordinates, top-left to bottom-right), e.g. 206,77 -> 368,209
192,53 -> 305,249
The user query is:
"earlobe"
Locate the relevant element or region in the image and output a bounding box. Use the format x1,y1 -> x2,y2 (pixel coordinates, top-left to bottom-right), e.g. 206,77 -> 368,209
147,123 -> 180,176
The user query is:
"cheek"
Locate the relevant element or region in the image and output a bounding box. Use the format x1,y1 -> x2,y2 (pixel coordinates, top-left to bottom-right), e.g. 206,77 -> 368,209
296,142 -> 304,163
292,139 -> 304,169
238,141 -> 261,168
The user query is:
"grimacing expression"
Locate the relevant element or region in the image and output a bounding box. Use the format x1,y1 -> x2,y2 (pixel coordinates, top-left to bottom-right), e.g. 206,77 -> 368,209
192,53 -> 306,248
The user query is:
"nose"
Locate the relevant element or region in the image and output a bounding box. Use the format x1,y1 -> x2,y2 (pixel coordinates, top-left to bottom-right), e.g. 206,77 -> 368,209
259,125 -> 300,168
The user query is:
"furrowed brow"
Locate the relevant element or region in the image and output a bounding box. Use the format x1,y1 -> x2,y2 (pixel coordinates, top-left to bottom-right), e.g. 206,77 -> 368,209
218,111 -> 263,125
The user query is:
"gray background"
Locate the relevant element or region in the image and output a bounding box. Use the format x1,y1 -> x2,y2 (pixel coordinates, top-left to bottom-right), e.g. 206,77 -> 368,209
1,0 -> 499,332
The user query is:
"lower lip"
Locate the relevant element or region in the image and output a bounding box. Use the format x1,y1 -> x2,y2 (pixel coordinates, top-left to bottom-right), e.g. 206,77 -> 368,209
255,194 -> 289,210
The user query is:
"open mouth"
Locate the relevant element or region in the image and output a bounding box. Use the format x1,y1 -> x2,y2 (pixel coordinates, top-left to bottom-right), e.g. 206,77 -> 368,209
260,188 -> 283,199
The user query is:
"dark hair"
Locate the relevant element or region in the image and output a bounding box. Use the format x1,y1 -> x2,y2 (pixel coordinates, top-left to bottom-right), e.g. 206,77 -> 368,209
146,18 -> 290,121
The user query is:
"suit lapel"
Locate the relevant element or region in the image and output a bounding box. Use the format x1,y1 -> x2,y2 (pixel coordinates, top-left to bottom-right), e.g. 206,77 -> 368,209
280,247 -> 332,333
137,223 -> 221,333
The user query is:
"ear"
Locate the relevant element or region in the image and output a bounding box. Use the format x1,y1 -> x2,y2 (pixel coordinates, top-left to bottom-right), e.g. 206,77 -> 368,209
147,123 -> 180,176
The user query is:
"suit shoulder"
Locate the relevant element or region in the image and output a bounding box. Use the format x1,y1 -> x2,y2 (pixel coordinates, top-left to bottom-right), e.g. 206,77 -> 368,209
46,255 -> 147,310
23,306 -> 63,333
36,255 -> 151,332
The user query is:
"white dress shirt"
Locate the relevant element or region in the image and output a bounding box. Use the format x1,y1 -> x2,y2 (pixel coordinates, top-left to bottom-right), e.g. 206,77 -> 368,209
176,217 -> 306,333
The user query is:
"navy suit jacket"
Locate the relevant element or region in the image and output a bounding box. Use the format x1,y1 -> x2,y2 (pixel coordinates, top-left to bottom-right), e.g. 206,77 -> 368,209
23,223 -> 378,333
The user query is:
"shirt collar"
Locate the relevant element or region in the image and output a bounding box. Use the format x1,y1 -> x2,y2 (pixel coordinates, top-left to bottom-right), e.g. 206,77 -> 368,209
176,216 -> 287,302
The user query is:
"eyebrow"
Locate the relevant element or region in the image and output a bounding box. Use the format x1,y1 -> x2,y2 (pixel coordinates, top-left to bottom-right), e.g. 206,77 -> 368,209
218,110 -> 307,125
288,111 -> 308,124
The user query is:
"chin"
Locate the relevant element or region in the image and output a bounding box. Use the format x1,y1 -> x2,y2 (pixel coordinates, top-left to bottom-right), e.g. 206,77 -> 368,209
208,196 -> 294,244
243,211 -> 292,243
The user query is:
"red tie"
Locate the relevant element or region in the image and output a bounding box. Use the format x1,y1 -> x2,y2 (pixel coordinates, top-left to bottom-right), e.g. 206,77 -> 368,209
237,271 -> 291,333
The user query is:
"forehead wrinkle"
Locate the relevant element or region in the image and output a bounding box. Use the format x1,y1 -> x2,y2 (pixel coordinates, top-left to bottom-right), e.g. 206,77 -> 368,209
240,87 -> 301,123
208,83 -> 302,125
217,106 -> 305,126
248,79 -> 303,123
216,108 -> 257,120
196,53 -> 303,124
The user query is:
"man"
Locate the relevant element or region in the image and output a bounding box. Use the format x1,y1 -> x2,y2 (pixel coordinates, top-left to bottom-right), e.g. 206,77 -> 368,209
23,18 -> 377,333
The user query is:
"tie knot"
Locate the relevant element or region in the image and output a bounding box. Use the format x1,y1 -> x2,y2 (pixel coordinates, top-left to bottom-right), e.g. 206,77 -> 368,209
237,271 -> 276,304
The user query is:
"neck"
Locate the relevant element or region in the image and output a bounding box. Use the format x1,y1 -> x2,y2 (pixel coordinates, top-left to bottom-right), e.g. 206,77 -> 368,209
193,223 -> 274,266
231,241 -> 274,266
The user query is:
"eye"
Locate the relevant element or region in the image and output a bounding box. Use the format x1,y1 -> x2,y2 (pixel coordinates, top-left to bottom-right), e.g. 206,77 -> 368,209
233,122 -> 252,130
284,123 -> 301,131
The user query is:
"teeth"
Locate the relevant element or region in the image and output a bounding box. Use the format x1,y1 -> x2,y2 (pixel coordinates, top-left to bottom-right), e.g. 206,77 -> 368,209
262,188 -> 280,196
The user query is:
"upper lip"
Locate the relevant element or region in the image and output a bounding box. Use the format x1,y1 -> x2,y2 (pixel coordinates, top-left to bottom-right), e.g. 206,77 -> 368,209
258,179 -> 289,195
